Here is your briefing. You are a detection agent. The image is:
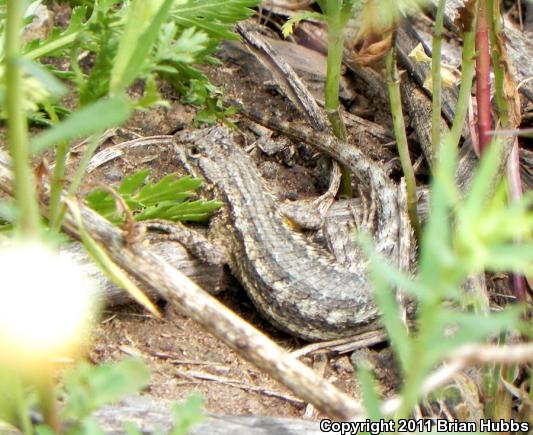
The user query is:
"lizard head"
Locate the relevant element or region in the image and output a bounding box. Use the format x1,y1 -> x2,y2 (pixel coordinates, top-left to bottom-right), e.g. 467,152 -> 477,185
173,126 -> 237,180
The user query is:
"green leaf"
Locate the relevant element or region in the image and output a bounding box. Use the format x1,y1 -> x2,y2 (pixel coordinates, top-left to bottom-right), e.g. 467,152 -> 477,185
360,236 -> 411,372
484,244 -> 533,273
85,190 -> 117,220
111,0 -> 162,90
35,426 -> 57,435
452,141 -> 533,275
18,58 -> 67,98
171,0 -> 258,41
78,418 -> 107,435
135,175 -> 202,205
110,0 -> 165,92
171,393 -> 205,435
155,23 -> 210,64
281,11 -> 324,38
136,74 -> 170,109
62,358 -> 151,420
460,139 -> 503,224
357,364 -> 384,420
419,133 -> 459,290
0,199 -> 18,223
421,308 -> 522,367
118,169 -> 151,195
79,21 -> 117,105
111,0 -> 175,94
123,422 -> 144,435
0,369 -> 29,430
86,171 -> 222,223
30,96 -> 131,154
136,199 -> 222,222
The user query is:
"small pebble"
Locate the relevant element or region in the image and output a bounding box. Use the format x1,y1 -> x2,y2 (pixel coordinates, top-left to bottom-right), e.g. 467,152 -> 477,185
105,167 -> 123,182
256,136 -> 287,156
284,190 -> 298,201
333,356 -> 354,374
258,161 -> 280,180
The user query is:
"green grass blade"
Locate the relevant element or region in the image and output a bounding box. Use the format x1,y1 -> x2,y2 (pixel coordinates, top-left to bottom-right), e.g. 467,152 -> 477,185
357,364 -> 384,420
111,0 -> 174,94
30,96 -> 131,154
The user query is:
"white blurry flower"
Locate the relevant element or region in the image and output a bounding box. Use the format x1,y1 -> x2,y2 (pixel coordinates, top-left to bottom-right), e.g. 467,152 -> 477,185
0,240 -> 98,372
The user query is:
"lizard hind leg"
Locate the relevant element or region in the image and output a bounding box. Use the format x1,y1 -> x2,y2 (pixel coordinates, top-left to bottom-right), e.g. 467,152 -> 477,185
280,160 -> 342,230
143,219 -> 228,267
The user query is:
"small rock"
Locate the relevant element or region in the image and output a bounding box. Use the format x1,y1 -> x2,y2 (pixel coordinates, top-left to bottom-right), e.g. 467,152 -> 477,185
256,136 -> 288,156
284,190 -> 299,201
332,356 -> 354,374
258,161 -> 280,180
281,146 -> 296,167
22,4 -> 53,43
105,167 -> 123,182
350,348 -> 375,369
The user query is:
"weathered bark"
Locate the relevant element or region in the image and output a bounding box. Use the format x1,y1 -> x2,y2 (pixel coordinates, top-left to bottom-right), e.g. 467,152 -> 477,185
1,395 -> 324,435
93,396 -> 324,435
61,239 -> 225,307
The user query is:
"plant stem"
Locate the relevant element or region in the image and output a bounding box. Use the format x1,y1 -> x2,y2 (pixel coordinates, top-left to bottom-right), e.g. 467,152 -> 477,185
475,0 -> 493,153
49,142 -> 69,231
25,33 -> 79,60
394,306 -> 439,419
68,134 -> 103,197
25,20 -> 120,60
41,102 -> 67,231
487,0 -> 526,301
37,374 -> 61,433
5,0 -> 42,238
386,47 -> 421,238
486,0 -> 506,121
14,376 -> 33,435
431,0 -> 446,162
325,0 -> 352,196
449,26 -> 477,148
49,133 -> 103,228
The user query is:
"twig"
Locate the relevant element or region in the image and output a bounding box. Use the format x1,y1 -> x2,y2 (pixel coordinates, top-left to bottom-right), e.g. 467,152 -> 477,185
175,370 -> 305,406
379,343 -> 533,417
291,330 -> 388,358
421,343 -> 533,393
87,135 -> 174,172
304,354 -> 327,418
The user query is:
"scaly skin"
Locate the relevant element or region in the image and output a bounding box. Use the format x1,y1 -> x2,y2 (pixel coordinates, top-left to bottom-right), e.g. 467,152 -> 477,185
174,126 -> 412,340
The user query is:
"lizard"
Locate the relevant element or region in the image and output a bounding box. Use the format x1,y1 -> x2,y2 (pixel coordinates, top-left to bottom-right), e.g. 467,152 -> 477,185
174,124 -> 414,341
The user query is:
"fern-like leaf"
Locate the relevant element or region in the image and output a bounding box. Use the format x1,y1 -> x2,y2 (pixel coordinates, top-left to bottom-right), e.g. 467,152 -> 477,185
86,170 -> 222,223
171,0 -> 258,41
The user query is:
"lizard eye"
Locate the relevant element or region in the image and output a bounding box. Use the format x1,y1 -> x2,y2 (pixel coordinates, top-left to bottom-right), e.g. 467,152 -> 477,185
187,145 -> 201,158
